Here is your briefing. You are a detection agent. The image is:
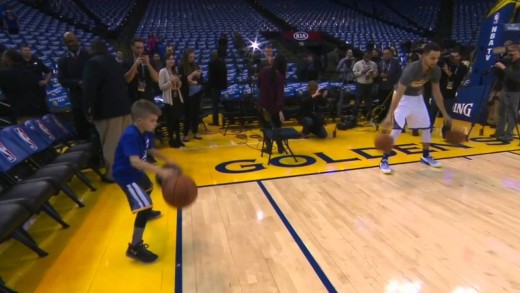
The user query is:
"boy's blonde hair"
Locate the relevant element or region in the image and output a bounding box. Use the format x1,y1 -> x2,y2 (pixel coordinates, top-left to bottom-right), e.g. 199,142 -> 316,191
131,99 -> 162,120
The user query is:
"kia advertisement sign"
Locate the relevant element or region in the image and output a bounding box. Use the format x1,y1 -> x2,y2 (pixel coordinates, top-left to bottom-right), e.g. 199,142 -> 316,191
282,31 -> 322,42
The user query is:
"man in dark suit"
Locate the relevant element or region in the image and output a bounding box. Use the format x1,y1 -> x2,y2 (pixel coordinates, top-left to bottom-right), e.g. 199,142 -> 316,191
57,32 -> 92,140
83,39 -> 132,182
375,47 -> 402,123
0,49 -> 41,123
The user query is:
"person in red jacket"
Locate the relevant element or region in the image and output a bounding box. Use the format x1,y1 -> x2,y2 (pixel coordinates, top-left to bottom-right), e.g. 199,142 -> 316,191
257,55 -> 287,154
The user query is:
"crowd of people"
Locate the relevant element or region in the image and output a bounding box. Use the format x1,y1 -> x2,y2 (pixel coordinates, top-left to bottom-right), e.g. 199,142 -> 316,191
1,28 -> 519,181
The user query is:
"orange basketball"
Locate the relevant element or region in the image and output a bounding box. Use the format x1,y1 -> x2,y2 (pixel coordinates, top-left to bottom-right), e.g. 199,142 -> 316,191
374,132 -> 394,153
162,175 -> 198,208
445,129 -> 466,144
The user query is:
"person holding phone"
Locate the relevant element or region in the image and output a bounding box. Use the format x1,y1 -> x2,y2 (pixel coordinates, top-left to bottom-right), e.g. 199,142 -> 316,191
124,37 -> 159,103
179,48 -> 203,141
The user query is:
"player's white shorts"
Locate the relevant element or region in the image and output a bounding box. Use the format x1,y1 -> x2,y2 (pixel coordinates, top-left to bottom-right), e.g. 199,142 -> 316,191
393,95 -> 431,130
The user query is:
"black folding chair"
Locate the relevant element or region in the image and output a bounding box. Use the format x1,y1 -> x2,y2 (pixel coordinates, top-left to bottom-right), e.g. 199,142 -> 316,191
0,276 -> 18,293
260,109 -> 301,165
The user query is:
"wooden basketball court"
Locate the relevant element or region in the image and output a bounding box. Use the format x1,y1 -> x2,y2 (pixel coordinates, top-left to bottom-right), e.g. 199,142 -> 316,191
1,120 -> 520,293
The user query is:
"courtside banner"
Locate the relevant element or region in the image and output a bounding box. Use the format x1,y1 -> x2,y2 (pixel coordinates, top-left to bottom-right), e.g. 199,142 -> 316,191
451,85 -> 489,123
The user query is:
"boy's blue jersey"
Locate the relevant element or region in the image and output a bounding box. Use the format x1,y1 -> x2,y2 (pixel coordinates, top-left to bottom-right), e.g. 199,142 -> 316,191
112,125 -> 155,185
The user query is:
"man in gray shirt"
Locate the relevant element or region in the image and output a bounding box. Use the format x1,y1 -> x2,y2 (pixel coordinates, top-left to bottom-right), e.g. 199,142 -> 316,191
380,43 -> 452,174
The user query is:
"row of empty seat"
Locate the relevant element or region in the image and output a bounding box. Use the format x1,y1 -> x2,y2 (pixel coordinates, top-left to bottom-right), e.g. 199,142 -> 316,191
80,0 -> 136,30
21,0 -> 136,32
384,0 -> 440,32
0,113 -> 102,293
451,0 -> 496,46
338,0 -> 416,31
257,0 -> 421,50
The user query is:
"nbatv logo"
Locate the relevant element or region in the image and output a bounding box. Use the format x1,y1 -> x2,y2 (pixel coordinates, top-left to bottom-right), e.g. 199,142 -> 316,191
293,32 -> 309,41
0,142 -> 17,163
14,127 -> 38,150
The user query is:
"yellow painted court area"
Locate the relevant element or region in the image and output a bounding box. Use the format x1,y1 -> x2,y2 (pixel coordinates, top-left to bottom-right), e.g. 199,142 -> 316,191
173,120 -> 520,186
0,119 -> 519,293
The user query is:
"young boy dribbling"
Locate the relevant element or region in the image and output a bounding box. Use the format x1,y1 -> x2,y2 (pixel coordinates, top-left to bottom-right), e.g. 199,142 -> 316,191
112,99 -> 179,263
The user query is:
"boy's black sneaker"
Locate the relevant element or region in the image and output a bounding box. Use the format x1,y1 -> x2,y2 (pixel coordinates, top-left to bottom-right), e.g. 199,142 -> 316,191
126,241 -> 158,263
148,209 -> 162,221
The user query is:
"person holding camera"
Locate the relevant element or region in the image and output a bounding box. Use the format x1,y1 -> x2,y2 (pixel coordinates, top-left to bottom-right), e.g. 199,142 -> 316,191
124,37 -> 159,103
352,51 -> 378,122
493,44 -> 520,142
297,81 -> 328,139
431,51 -> 468,136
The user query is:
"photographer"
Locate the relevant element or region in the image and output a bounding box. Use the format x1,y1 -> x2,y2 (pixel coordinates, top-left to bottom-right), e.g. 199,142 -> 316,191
493,44 -> 520,142
297,81 -> 328,139
431,51 -> 468,135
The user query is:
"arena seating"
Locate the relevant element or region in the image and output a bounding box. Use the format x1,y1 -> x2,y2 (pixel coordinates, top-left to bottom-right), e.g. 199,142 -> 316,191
48,0 -> 96,28
337,0 -> 416,31
257,0 -> 420,50
135,0 -> 301,84
384,0 -> 440,32
452,0 -> 496,45
21,0 -> 97,28
80,0 -> 136,30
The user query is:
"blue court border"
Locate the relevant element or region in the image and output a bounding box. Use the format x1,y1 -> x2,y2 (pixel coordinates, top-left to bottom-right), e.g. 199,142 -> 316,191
257,181 -> 337,293
175,208 -> 183,293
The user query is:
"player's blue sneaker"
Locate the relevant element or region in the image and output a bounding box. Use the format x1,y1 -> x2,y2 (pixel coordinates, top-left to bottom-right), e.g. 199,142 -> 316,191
420,156 -> 442,168
379,159 -> 392,174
